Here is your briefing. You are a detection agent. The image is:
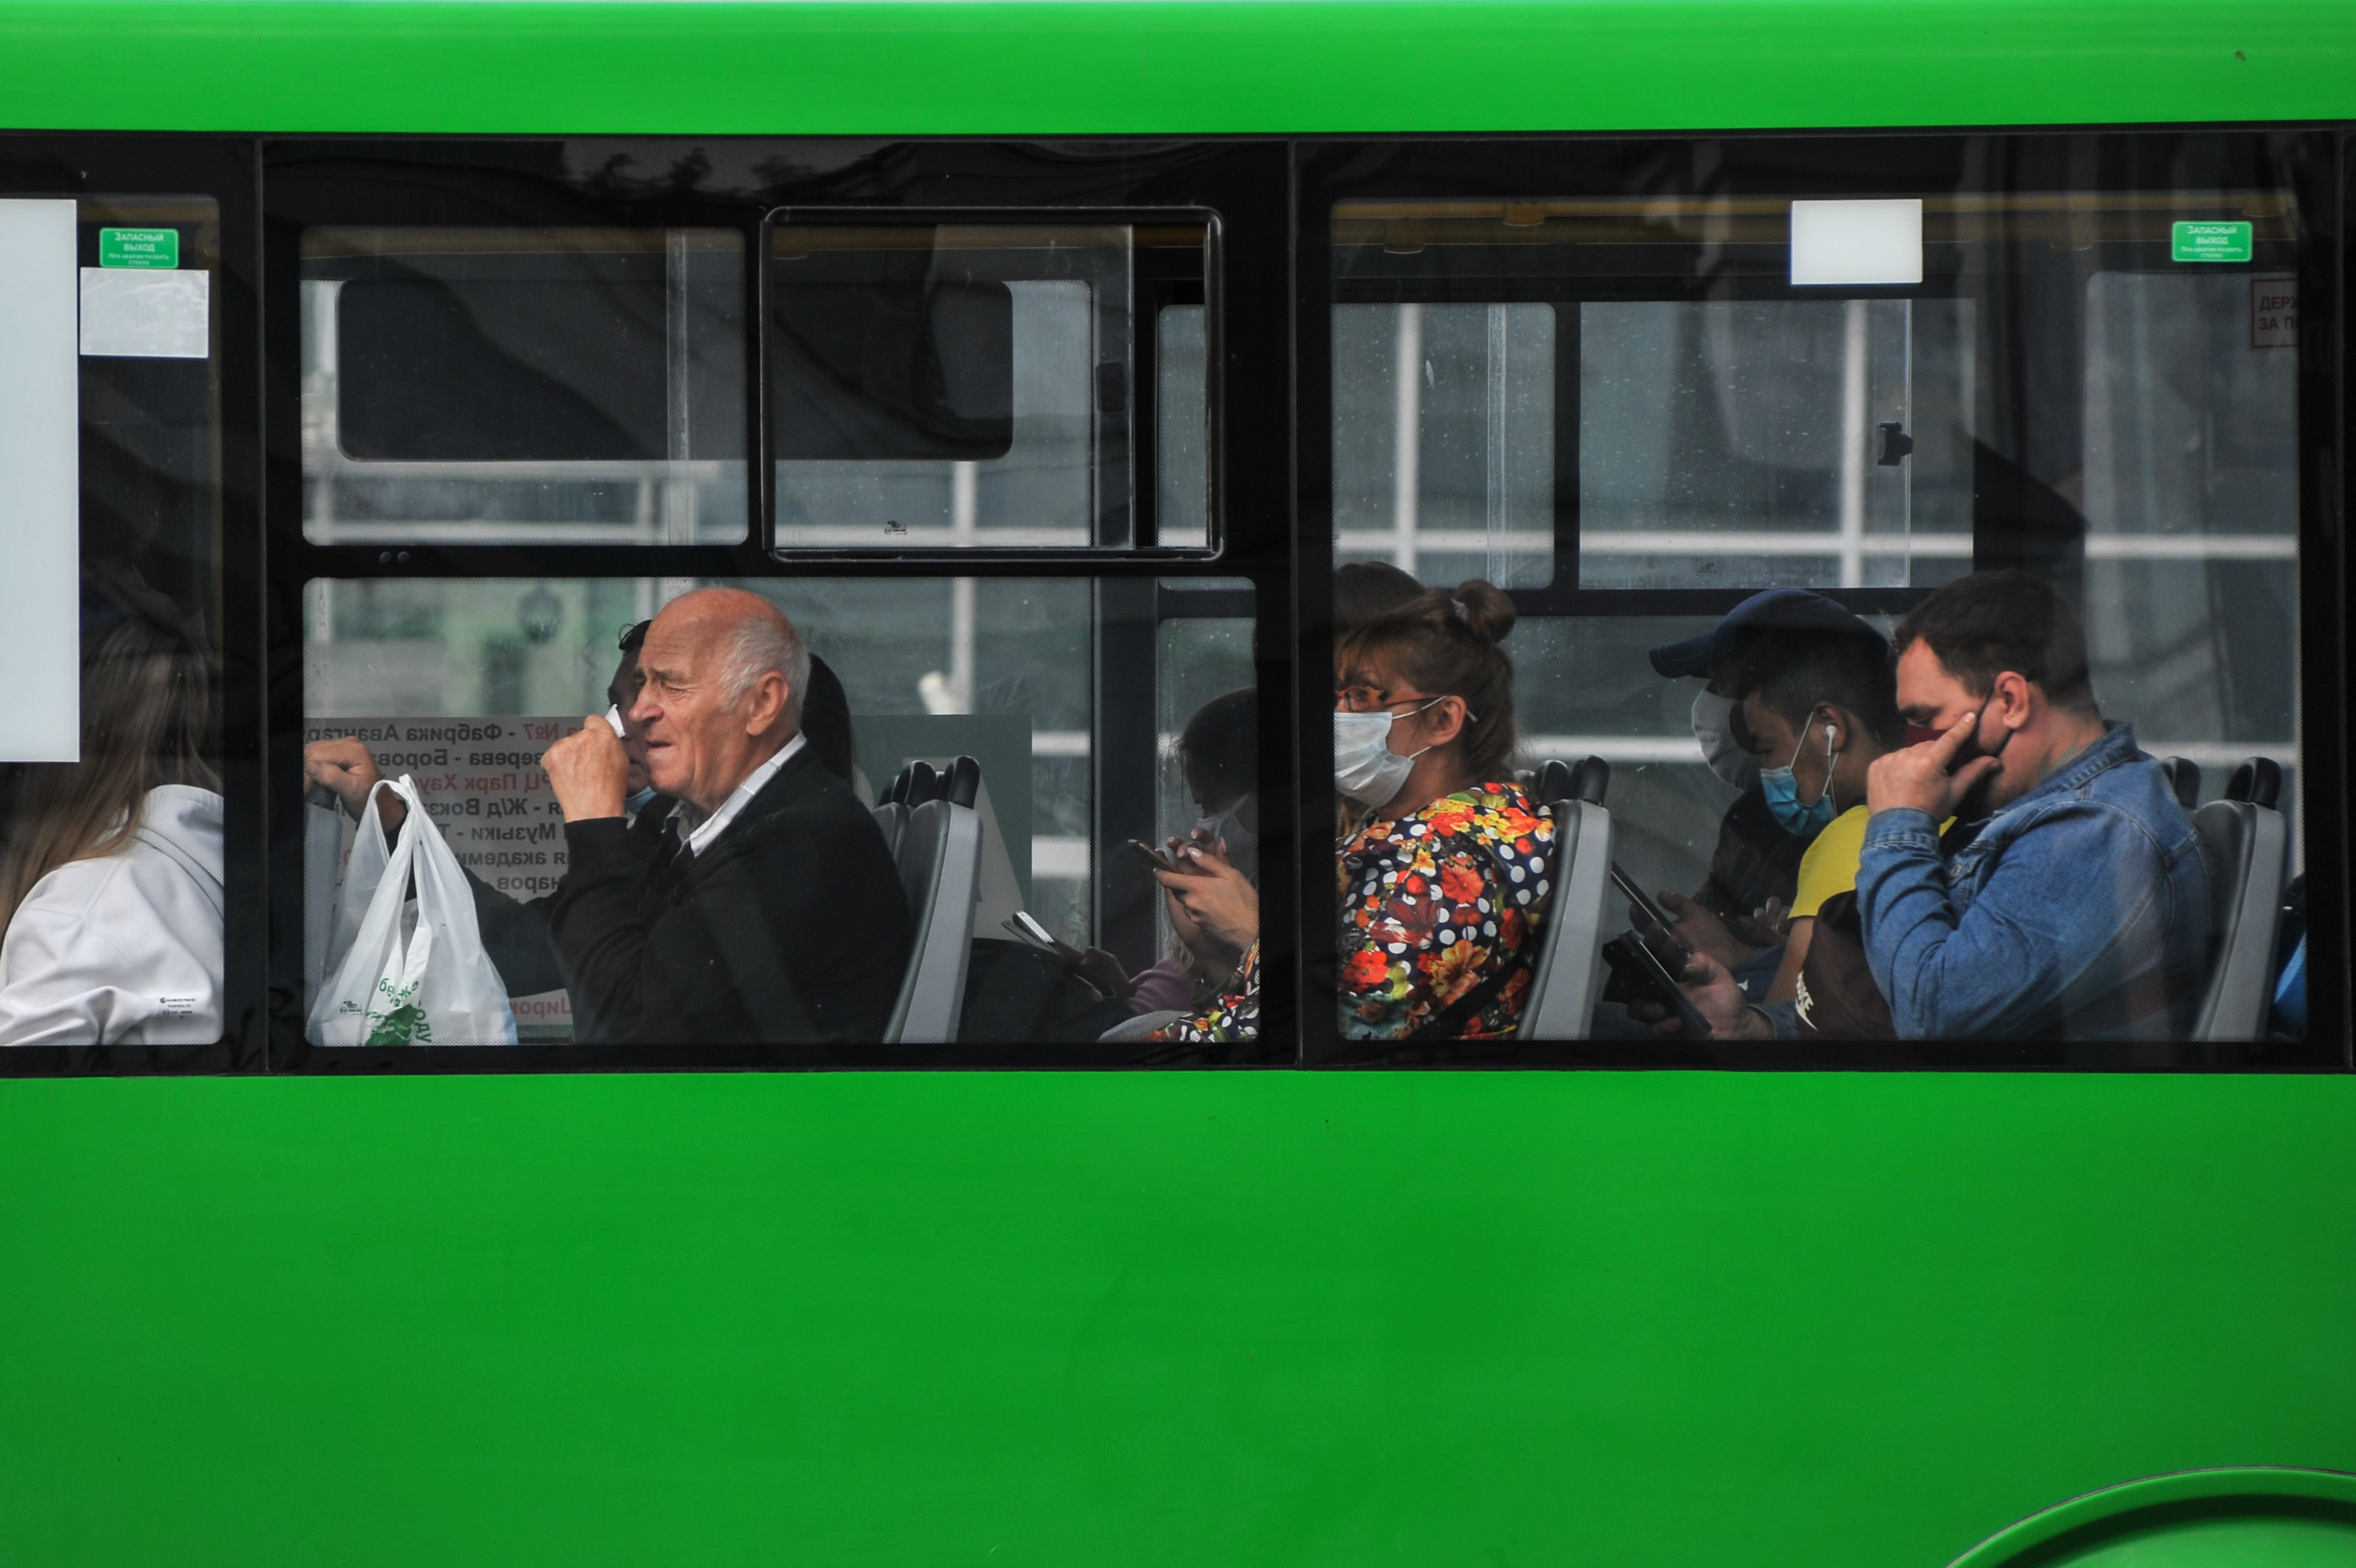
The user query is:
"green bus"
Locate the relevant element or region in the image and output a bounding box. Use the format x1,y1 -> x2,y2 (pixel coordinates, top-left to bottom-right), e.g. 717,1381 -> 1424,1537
0,3 -> 2349,1564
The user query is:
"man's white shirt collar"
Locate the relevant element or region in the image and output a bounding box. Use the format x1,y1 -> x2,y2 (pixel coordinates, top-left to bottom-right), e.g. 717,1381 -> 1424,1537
672,732 -> 805,859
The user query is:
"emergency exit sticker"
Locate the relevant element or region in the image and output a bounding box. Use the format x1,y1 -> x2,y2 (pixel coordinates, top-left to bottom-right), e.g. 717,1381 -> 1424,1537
2173,220 -> 2253,262
98,227 -> 176,268
2251,276 -> 2297,349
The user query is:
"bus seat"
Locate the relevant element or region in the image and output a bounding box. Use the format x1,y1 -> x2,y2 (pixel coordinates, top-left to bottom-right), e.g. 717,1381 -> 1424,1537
2189,790 -> 2290,1043
2226,755 -> 2281,809
870,800 -> 908,861
881,794 -> 984,1044
942,753 -> 981,809
1516,757 -> 1614,1041
2158,756 -> 2200,811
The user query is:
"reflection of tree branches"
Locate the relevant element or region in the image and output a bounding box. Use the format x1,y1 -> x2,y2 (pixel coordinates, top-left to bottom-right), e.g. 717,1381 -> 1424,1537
584,152 -> 636,198
751,157 -> 818,192
665,148 -> 712,194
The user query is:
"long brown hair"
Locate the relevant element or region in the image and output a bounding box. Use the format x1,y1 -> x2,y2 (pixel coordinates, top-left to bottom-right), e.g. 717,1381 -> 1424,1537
1336,578 -> 1520,782
0,620 -> 218,933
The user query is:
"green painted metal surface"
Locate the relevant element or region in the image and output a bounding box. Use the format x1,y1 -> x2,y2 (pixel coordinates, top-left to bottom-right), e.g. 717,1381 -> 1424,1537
0,8 -> 2350,1564
0,1071 -> 2349,1566
1950,1468 -> 2356,1567
0,1 -> 2350,135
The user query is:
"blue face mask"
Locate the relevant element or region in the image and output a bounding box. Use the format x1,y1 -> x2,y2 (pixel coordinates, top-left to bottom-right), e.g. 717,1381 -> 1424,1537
1759,723 -> 1838,837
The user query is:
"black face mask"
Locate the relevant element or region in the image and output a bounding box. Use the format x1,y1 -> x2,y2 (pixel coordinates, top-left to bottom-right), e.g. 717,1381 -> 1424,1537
1950,705 -> 2013,821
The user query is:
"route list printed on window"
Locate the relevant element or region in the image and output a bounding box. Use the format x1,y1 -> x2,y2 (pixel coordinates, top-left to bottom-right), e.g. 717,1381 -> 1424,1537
306,716 -> 588,1039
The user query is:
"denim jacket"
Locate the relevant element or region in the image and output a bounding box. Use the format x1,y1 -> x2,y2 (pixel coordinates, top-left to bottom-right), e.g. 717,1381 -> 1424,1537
1856,722 -> 2208,1041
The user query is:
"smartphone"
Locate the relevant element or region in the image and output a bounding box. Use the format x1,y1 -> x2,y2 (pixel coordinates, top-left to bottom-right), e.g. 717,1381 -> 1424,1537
1004,912 -> 1088,966
1609,862 -> 1683,949
1599,931 -> 1714,1038
1128,838 -> 1208,876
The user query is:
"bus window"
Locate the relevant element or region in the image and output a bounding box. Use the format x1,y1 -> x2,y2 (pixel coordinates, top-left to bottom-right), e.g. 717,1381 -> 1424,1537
1332,301 -> 1555,588
300,228 -> 748,545
769,219 -> 1210,552
298,575 -> 1262,1061
1156,304 -> 1210,550
0,195 -> 226,1051
1321,165 -> 2310,1061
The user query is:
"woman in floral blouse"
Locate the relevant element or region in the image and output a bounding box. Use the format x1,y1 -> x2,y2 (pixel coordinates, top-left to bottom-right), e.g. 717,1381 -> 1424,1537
1150,579 -> 1555,1044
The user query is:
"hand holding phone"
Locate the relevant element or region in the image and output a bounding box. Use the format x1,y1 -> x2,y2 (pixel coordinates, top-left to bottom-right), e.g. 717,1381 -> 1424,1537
1004,911 -> 1087,965
1610,863 -> 1688,951
1128,838 -> 1210,877
1599,931 -> 1713,1038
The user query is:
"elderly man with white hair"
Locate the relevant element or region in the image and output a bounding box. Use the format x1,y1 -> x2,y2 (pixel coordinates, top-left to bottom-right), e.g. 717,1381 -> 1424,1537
539,586 -> 910,1045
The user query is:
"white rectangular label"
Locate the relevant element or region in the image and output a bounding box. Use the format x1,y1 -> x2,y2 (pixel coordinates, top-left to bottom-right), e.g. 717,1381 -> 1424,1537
0,200 -> 81,762
1790,198 -> 1924,286
79,267 -> 208,359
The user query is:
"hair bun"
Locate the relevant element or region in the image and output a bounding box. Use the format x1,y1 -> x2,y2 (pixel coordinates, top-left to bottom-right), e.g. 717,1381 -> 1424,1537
1450,579 -> 1517,644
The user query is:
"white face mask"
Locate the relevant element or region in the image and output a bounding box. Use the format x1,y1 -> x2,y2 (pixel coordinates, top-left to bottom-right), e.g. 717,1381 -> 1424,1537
1334,701 -> 1437,807
1692,688 -> 1759,789
1194,799 -> 1258,877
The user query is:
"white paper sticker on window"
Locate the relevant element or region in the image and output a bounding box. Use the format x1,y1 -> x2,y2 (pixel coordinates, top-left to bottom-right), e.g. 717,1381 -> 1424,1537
1790,199 -> 1924,287
79,267 -> 209,359
0,199 -> 80,762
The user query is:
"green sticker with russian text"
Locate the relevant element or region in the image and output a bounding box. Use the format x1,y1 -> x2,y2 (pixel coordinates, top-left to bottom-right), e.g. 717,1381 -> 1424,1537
2172,221 -> 2252,263
98,227 -> 178,269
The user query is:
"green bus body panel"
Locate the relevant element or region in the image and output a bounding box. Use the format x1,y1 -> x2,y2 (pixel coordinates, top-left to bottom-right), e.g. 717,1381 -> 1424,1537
0,1 -> 2351,133
0,1072 -> 2349,1567
1,10 -> 2351,1567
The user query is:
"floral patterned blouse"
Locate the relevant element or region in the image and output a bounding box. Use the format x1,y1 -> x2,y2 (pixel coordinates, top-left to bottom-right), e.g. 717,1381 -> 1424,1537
1150,781 -> 1556,1044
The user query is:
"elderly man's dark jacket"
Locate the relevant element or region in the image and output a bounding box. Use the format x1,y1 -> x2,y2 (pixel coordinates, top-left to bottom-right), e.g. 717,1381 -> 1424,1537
546,747 -> 911,1045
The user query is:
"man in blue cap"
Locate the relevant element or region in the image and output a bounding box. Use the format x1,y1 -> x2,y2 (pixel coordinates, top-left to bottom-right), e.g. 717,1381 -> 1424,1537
1642,588 -> 1888,995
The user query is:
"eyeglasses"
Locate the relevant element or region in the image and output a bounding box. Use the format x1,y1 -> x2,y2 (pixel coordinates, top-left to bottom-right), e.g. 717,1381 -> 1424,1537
1334,686 -> 1475,722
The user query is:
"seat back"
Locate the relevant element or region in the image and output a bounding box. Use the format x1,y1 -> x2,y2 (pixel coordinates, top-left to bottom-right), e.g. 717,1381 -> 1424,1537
880,796 -> 984,1044
869,800 -> 908,861
2189,796 -> 2291,1042
2157,756 -> 2201,811
1515,755 -> 1614,1041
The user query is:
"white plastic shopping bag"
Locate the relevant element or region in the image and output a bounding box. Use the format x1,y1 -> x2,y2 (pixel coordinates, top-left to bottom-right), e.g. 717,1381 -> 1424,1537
306,775 -> 518,1046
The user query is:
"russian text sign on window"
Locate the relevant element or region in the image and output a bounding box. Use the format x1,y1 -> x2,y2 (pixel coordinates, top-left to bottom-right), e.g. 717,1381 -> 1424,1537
2173,221 -> 2253,262
98,226 -> 177,269
2250,276 -> 2297,349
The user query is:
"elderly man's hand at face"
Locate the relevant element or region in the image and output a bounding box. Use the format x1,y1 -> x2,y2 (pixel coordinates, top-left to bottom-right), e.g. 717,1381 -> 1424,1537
543,716 -> 631,824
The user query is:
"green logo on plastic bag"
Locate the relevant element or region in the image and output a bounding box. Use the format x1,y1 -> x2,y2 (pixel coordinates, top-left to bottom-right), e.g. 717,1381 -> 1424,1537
363,977 -> 434,1046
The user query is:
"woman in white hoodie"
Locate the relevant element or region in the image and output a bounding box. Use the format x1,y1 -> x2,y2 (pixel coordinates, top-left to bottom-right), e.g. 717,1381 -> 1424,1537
0,620 -> 222,1044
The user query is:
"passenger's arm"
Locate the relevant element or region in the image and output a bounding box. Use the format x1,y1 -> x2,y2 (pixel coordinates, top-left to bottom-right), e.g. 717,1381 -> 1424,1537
459,865 -> 567,999
1856,802 -> 2167,1040
304,737 -> 405,833
546,819 -> 820,1044
1657,891 -> 1765,971
1763,915 -> 1815,1004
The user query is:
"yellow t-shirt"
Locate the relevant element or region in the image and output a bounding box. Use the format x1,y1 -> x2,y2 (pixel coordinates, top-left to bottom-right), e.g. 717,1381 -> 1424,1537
1792,804 -> 1955,919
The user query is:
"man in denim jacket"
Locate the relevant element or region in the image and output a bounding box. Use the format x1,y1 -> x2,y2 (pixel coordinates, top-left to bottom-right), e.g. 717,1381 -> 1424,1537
1858,571 -> 2208,1044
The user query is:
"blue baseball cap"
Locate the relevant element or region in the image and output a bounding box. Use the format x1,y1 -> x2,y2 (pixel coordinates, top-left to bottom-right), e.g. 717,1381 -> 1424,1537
1648,588 -> 1877,679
